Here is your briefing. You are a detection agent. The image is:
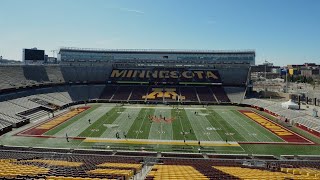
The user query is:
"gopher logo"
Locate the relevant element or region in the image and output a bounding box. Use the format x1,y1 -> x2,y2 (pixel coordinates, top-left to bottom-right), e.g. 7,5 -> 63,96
143,88 -> 185,100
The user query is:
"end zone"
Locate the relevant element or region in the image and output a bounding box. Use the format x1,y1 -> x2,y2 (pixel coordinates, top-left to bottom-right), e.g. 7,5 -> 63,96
239,110 -> 314,144
17,107 -> 90,136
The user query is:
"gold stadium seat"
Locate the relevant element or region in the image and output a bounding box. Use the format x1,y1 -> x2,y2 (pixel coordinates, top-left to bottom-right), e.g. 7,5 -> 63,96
21,159 -> 83,167
281,167 -> 320,178
87,168 -> 134,179
143,88 -> 185,100
97,162 -> 142,171
0,159 -> 49,178
214,166 -> 312,179
46,176 -> 112,180
146,165 -> 208,180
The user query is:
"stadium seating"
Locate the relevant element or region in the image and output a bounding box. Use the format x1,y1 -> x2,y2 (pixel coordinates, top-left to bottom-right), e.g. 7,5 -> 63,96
0,121 -> 12,135
88,85 -> 105,100
9,97 -> 41,109
68,85 -> 89,102
45,66 -> 65,83
18,108 -> 48,121
163,86 -> 182,102
147,165 -> 208,180
0,101 -> 29,127
0,159 -> 49,178
129,86 -> 148,101
281,167 -> 320,177
179,87 -> 199,102
100,85 -> 118,101
32,95 -> 57,107
210,86 -> 230,102
0,65 -> 114,91
242,98 -> 320,135
111,86 -> 133,101
22,159 -> 83,167
214,166 -> 312,179
0,145 -> 319,179
224,87 -> 246,103
144,86 -> 164,102
219,67 -> 249,86
196,86 -> 217,103
22,66 -> 50,82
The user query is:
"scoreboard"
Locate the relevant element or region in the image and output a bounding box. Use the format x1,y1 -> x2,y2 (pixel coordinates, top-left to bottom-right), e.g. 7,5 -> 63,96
23,48 -> 45,63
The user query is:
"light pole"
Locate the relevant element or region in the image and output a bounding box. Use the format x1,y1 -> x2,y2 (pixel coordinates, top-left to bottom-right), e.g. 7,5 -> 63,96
264,60 -> 269,97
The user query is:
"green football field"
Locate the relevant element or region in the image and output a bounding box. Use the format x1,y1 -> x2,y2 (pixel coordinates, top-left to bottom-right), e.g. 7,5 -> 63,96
1,103 -> 320,156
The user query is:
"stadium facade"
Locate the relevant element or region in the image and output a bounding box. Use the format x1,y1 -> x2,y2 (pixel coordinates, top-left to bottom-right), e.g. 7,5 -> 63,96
58,47 -> 255,66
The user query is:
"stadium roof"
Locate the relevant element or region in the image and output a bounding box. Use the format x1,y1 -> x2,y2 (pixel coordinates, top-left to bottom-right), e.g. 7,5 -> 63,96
59,47 -> 256,55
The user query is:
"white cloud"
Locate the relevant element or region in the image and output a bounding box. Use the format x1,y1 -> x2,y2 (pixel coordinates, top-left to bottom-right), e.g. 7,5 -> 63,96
119,8 -> 145,14
207,20 -> 216,25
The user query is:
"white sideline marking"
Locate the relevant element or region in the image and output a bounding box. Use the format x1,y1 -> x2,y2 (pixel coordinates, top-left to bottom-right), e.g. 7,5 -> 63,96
123,106 -> 206,110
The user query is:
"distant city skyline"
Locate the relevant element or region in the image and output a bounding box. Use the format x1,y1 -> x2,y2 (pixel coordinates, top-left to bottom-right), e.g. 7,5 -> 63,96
0,0 -> 319,66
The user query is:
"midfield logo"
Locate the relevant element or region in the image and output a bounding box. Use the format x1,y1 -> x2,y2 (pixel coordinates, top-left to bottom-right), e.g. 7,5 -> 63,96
143,88 -> 185,100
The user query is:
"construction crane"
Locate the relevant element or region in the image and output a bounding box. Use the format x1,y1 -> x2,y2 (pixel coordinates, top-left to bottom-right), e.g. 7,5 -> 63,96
50,50 -> 58,58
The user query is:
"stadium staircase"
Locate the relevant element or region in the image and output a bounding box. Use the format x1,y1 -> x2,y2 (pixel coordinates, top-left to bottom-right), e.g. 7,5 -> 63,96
127,87 -> 133,101
100,85 -> 118,102
196,87 -> 217,104
108,86 -> 119,102
224,87 -> 246,104
144,86 -> 150,102
210,86 -> 230,103
17,106 -> 50,121
209,87 -> 219,102
194,87 -> 201,104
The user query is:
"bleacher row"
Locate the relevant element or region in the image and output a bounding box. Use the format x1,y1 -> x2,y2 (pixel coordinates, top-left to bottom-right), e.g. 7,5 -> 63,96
0,65 -> 248,91
100,85 -> 237,103
0,85 -> 237,104
0,65 -> 112,91
242,98 -> 320,135
0,84 -> 245,106
0,146 -> 319,179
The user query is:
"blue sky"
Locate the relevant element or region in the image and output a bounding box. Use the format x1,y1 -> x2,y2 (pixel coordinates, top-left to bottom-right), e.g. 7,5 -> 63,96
0,0 -> 319,65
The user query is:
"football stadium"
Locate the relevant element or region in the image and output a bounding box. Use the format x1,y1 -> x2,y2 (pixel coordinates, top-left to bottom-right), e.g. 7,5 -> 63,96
0,48 -> 320,179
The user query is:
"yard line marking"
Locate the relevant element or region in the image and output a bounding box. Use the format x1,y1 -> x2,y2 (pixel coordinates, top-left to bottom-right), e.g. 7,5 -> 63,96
207,109 -> 237,142
223,110 -> 264,142
217,110 -> 254,142
196,110 -> 223,141
225,111 -> 262,142
200,112 -> 224,141
198,109 -> 225,141
192,111 -> 216,141
92,107 -> 120,137
169,110 -> 173,141
135,109 -> 149,139
76,107 -> 120,149
61,107 -> 107,137
176,110 -> 185,139
102,108 -> 140,138
184,112 -> 201,141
